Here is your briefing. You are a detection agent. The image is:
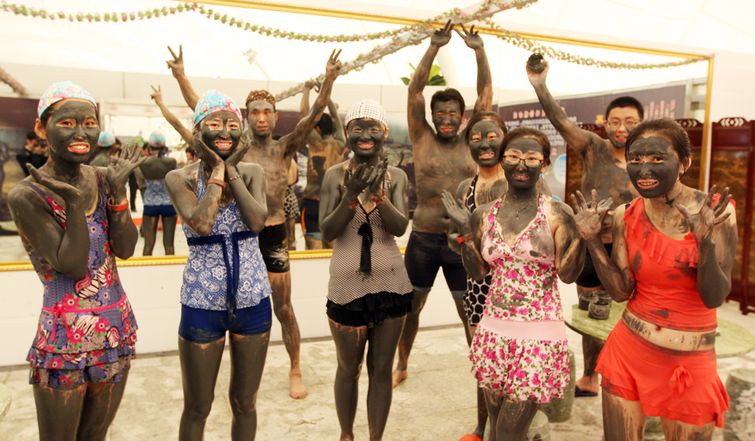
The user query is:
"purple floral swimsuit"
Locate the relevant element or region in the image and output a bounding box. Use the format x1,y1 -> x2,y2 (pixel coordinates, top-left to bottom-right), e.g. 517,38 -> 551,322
22,173 -> 137,389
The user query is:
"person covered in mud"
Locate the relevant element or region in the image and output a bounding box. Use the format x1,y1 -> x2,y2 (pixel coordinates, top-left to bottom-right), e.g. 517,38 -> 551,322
284,157 -> 300,251
7,81 -> 143,440
444,126 -> 585,441
526,53 -> 644,397
90,130 -> 118,167
319,99 -> 412,441
300,80 -> 346,249
166,45 -> 342,398
136,131 -> 177,256
165,90 -> 272,441
395,20 -> 493,391
573,118 -> 737,441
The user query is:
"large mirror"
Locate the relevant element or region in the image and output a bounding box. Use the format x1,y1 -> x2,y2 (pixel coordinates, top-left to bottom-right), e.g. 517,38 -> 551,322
0,0 -> 711,266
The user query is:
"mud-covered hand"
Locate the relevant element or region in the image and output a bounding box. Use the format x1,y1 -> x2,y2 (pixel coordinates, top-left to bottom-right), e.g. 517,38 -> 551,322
224,139 -> 250,170
105,144 -> 146,193
675,185 -> 732,243
166,45 -> 185,78
571,189 -> 612,240
150,85 -> 164,104
344,163 -> 375,199
192,134 -> 223,170
441,190 -> 470,230
525,54 -> 550,87
368,158 -> 388,196
456,23 -> 483,50
27,164 -> 81,203
431,20 -> 453,47
325,49 -> 342,81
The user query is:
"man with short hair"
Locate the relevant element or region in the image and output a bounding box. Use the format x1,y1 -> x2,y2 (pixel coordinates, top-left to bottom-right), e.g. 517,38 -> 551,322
394,21 -> 492,389
527,57 -> 643,397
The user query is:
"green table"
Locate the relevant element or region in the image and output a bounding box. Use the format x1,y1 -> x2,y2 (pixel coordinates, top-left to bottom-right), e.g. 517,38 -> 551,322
565,303 -> 755,358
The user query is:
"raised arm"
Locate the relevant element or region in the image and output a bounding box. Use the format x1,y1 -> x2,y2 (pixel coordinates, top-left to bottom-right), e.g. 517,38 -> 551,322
283,50 -> 342,157
300,80 -> 314,117
457,24 -> 492,113
550,200 -> 585,283
166,45 -> 200,109
526,57 -> 600,154
166,138 -> 226,236
573,190 -> 634,301
8,171 -> 90,280
676,187 -> 738,308
150,85 -> 193,144
408,20 -> 452,142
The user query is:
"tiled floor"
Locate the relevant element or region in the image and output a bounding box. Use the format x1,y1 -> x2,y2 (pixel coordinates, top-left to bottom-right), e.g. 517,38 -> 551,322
0,303 -> 753,441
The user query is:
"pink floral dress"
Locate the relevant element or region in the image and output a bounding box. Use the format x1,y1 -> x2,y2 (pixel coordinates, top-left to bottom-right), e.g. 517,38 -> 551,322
470,196 -> 569,403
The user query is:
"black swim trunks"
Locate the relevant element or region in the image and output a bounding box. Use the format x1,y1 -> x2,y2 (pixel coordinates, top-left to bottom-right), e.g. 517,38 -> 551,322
404,231 -> 467,297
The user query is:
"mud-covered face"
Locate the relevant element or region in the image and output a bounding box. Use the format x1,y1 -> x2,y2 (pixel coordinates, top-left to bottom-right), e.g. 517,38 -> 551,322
626,134 -> 682,199
502,137 -> 545,190
41,100 -> 99,164
431,100 -> 462,140
468,120 -> 504,167
605,106 -> 641,149
201,110 -> 242,158
246,100 -> 277,137
347,118 -> 385,159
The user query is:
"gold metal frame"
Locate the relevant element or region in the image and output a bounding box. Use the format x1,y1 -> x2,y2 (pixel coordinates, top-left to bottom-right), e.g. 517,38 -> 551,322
0,1 -> 714,271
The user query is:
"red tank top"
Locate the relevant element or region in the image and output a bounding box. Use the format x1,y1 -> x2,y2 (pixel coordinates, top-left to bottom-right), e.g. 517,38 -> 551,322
624,198 -> 716,331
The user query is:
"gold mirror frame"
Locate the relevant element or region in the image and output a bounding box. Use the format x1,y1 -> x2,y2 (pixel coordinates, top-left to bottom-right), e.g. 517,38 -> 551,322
0,1 -> 713,271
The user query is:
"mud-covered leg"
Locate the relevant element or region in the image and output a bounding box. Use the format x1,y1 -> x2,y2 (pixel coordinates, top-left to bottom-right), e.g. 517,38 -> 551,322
465,324 -> 487,439
178,336 -> 225,441
661,418 -> 714,441
76,372 -> 129,441
366,316 -> 405,440
141,215 -> 158,256
228,331 -> 270,441
329,319 -> 368,441
162,215 -> 177,255
482,389 -> 502,441
33,383 -> 86,441
392,288 -> 429,388
493,397 -> 538,441
269,271 -> 307,399
602,389 -> 645,441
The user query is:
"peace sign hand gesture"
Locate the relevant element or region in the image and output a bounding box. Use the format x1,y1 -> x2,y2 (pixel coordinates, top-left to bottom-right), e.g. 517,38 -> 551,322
326,49 -> 342,81
675,185 -> 732,243
166,45 -> 185,78
430,20 -> 453,47
456,23 -> 483,50
150,85 -> 164,105
571,189 -> 613,241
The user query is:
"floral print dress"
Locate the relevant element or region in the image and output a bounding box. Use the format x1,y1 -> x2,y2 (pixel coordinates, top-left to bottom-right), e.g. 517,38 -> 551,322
22,172 -> 137,388
470,196 -> 569,403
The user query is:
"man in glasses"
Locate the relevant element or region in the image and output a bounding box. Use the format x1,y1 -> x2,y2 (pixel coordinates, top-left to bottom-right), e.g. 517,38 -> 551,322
527,57 -> 644,398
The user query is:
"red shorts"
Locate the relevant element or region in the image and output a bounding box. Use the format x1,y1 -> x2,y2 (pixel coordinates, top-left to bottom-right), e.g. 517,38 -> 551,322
596,320 -> 729,427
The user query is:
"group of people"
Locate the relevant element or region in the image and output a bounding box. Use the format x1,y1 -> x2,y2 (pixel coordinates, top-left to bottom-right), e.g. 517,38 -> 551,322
8,21 -> 737,441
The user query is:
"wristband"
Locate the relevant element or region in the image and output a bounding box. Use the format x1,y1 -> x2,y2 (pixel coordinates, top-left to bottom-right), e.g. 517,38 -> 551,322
455,233 -> 473,245
107,200 -> 129,213
208,178 -> 227,189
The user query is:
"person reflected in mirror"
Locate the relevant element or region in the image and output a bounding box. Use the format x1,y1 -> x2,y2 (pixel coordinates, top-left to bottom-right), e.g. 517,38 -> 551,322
396,21 -> 494,393
7,81 -> 143,441
166,90 -> 271,441
444,127 -> 585,441
300,80 -> 347,250
320,99 -> 412,441
166,45 -> 342,398
135,131 -> 177,256
89,130 -> 117,167
573,119 -> 737,441
527,54 -> 644,397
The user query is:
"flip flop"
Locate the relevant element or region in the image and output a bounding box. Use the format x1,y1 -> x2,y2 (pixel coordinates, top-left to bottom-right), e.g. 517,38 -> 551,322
458,435 -> 483,441
574,386 -> 598,397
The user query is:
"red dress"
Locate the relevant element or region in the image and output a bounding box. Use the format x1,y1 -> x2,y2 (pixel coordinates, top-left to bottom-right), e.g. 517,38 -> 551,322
596,198 -> 729,427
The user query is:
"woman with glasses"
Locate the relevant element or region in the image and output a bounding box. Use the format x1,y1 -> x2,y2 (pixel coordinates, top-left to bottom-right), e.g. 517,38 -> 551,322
444,126 -> 586,440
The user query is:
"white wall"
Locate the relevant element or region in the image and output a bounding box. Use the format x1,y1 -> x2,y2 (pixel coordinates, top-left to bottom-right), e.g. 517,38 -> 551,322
0,257 -> 463,367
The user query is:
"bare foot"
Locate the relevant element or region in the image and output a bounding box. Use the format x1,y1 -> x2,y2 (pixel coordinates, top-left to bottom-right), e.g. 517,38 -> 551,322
289,372 -> 308,399
575,375 -> 599,394
392,368 -> 408,388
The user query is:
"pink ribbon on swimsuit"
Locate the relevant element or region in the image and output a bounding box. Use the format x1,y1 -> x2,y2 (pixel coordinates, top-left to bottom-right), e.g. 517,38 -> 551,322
43,296 -> 127,351
669,365 -> 694,395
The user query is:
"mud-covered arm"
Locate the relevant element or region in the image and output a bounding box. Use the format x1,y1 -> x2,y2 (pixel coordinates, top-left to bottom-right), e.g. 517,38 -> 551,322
150,85 -> 193,144
166,45 -> 199,109
283,50 -> 341,157
228,163 -> 268,233
457,25 -> 492,113
408,33 -> 446,143
299,81 -> 313,117
376,167 -> 409,237
100,146 -> 144,259
8,179 -> 89,279
319,166 -> 356,242
590,204 -> 635,301
551,201 -> 585,284
447,179 -> 471,254
527,61 -> 600,155
166,165 -> 225,236
459,204 -> 490,282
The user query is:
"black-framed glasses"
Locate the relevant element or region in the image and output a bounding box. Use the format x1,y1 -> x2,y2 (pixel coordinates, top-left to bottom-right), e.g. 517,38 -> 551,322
502,154 -> 543,167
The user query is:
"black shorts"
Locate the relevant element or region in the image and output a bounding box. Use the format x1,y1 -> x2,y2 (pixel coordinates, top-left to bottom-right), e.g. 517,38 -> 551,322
576,242 -> 613,288
404,231 -> 467,296
143,204 -> 176,217
259,223 -> 290,273
178,297 -> 273,343
326,292 -> 412,328
301,198 -> 320,235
